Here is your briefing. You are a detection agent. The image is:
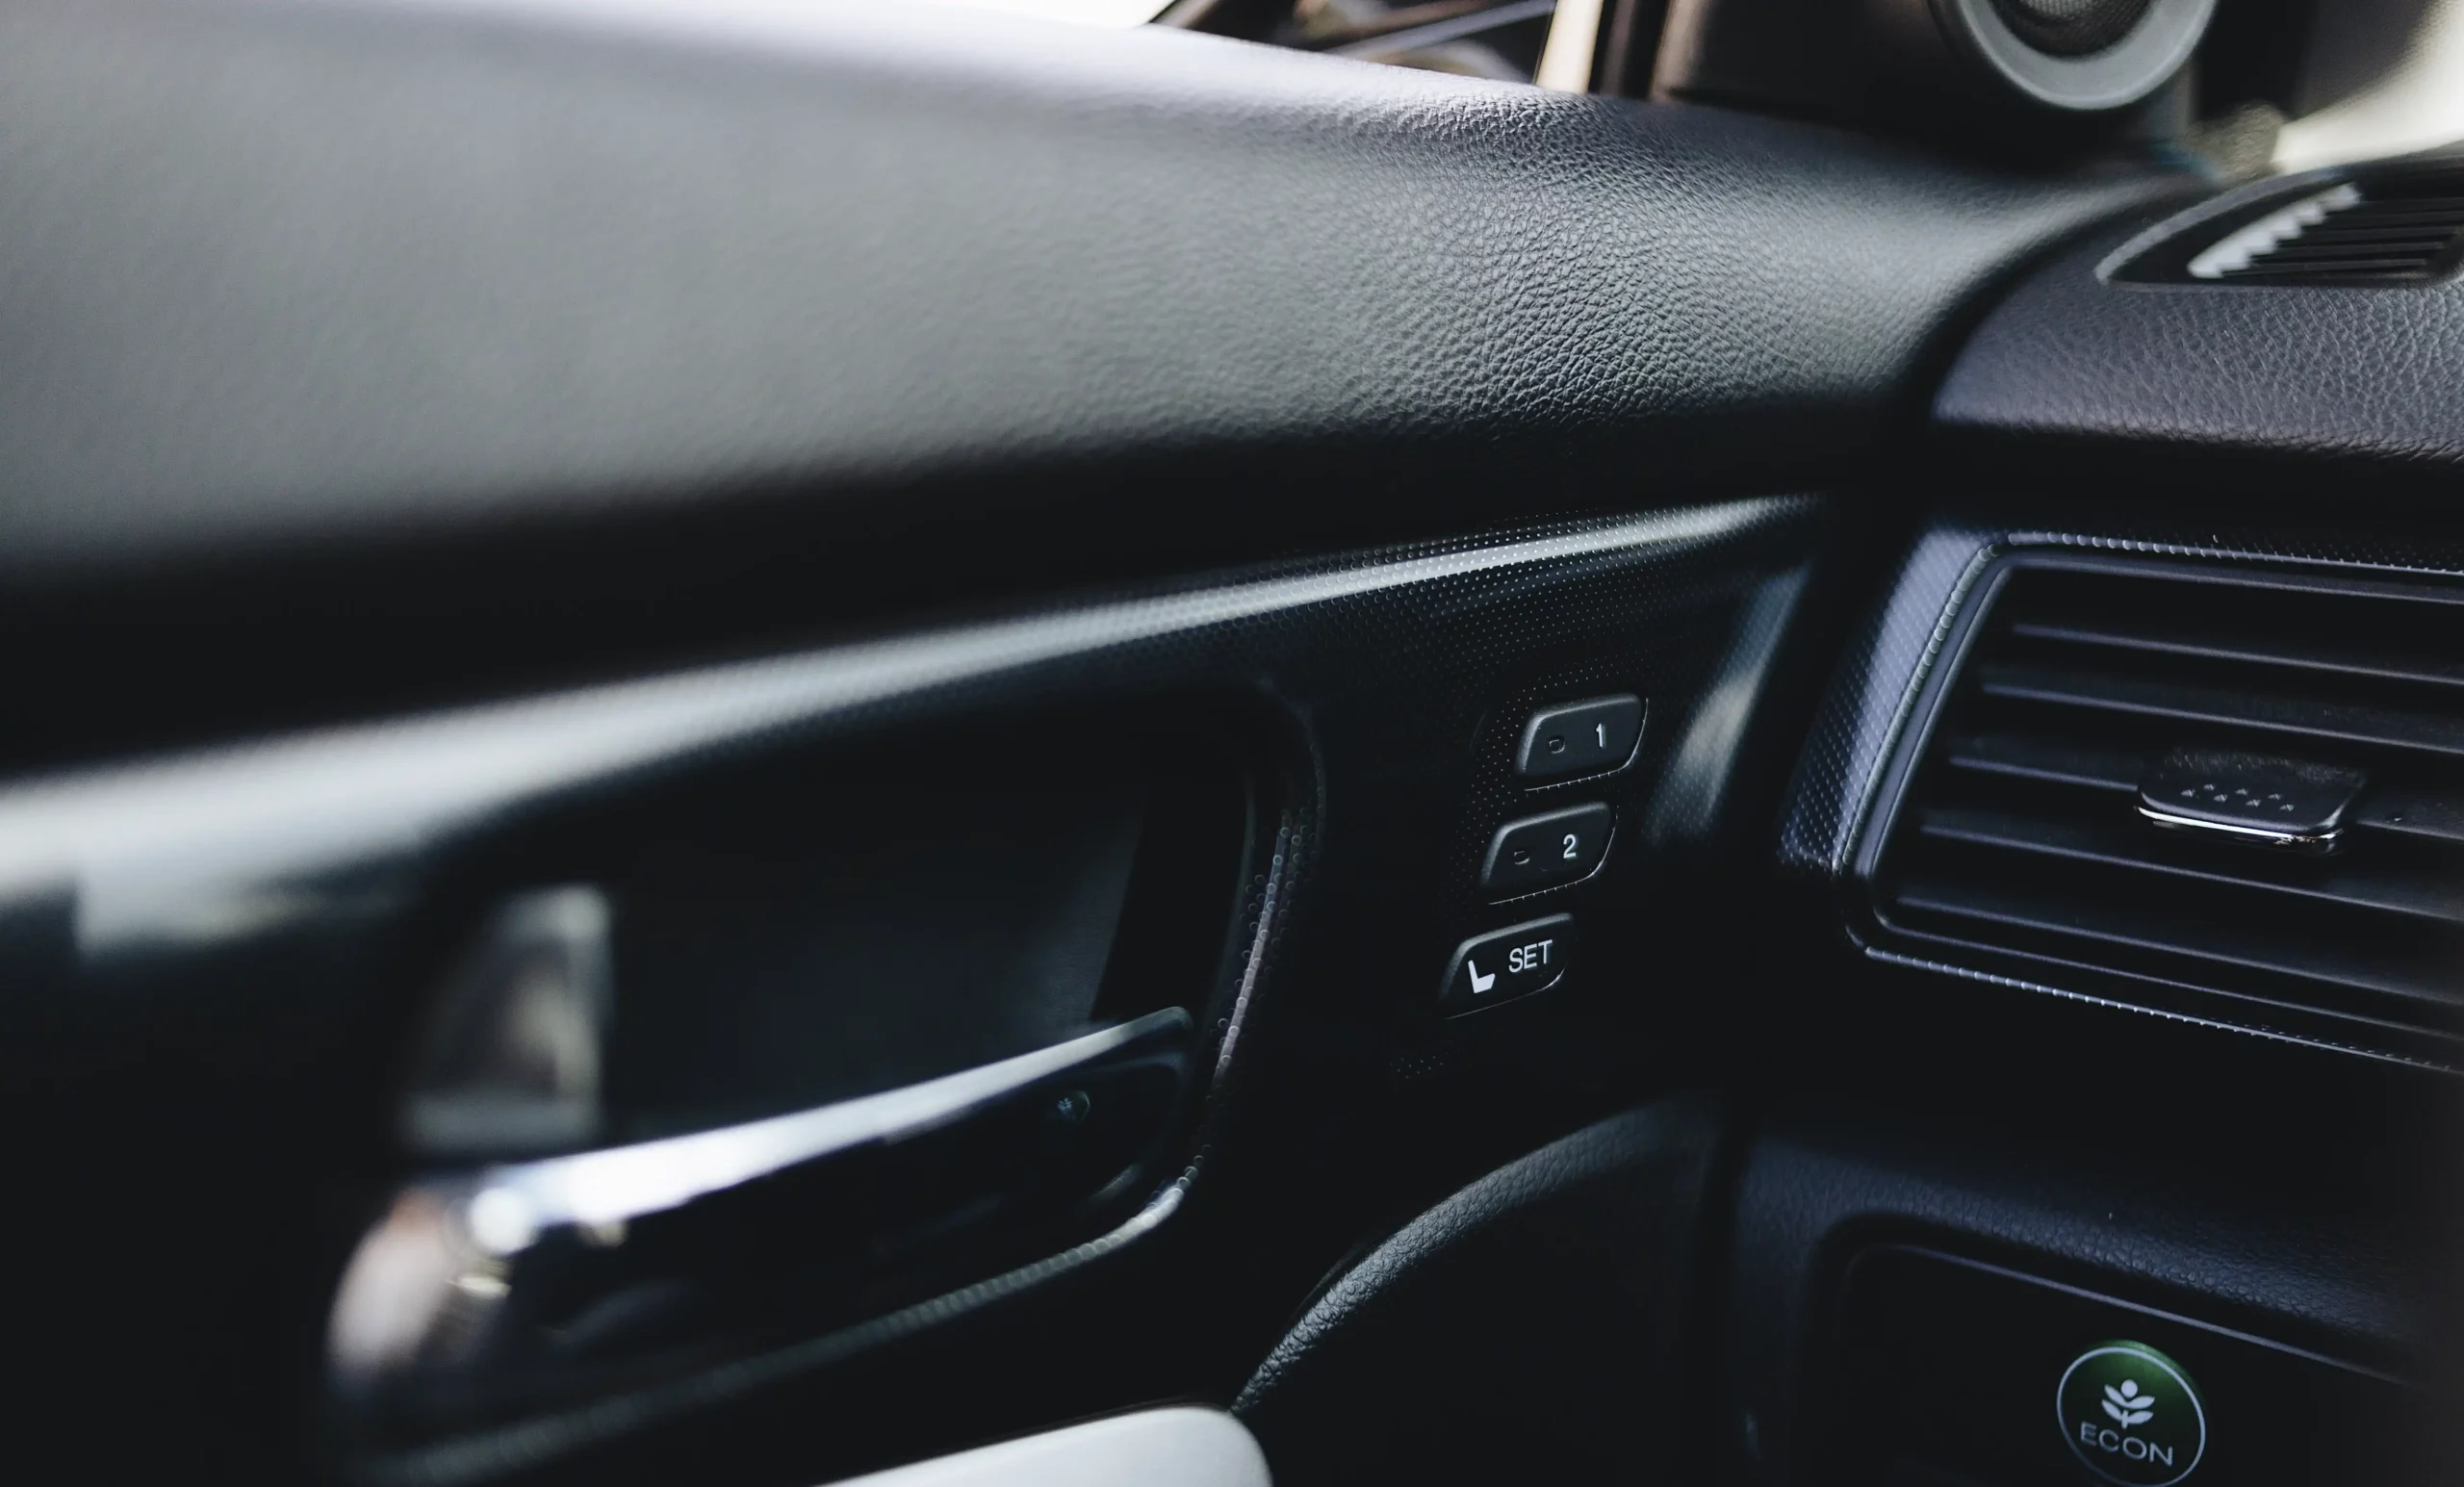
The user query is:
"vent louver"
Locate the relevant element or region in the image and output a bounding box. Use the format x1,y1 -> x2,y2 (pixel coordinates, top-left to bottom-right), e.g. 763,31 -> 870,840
2118,160 -> 2464,286
1862,555 -> 2464,1063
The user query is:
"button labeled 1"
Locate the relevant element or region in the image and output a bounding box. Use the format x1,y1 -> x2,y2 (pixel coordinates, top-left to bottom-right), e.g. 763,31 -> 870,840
1480,803 -> 1613,898
1440,915 -> 1577,1013
1515,695 -> 1643,781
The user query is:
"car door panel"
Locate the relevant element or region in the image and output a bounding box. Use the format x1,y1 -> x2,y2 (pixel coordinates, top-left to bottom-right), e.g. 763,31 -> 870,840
20,1 -> 2449,1485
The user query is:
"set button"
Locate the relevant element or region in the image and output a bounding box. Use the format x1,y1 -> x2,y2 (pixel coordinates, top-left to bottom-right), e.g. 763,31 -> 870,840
1438,915 -> 1576,1013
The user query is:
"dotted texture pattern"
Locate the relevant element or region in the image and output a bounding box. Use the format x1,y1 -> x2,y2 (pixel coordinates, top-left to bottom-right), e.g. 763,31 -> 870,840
1779,523 -> 1999,877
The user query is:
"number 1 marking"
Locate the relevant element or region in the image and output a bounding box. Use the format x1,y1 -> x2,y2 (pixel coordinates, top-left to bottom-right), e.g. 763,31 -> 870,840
1596,722 -> 1606,749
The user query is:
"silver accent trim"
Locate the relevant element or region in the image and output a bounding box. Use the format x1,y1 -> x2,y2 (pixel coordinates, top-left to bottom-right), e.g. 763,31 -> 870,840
1864,944 -> 2453,1071
0,499 -> 1794,959
475,1008 -> 1179,1243
2137,802 -> 2342,853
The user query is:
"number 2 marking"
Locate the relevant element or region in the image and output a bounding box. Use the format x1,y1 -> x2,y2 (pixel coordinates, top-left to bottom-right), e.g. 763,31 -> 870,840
1562,833 -> 1579,859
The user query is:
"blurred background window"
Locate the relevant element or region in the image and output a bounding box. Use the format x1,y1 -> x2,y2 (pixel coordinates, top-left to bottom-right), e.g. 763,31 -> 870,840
924,0 -> 1601,87
918,0 -> 2464,170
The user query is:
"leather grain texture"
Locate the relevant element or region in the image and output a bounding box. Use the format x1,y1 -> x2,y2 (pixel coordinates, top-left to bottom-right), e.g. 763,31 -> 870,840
1937,201 -> 2464,471
1235,1096 -> 1726,1486
0,0 -> 2174,586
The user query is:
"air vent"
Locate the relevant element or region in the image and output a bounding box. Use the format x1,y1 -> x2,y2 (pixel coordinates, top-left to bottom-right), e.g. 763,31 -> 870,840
2118,161 -> 2464,286
1861,554 -> 2464,1063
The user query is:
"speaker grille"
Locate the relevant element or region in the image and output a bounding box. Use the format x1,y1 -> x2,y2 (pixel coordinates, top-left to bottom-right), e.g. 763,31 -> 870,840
1989,0 -> 2152,56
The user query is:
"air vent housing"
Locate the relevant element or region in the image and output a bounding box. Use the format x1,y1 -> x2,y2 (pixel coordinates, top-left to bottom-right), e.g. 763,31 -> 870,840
1859,553 -> 2464,1064
2117,160 -> 2464,286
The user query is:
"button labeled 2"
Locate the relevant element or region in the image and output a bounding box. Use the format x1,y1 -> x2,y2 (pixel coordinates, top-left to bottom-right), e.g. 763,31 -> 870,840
1480,803 -> 1613,898
1515,694 -> 1643,782
1440,915 -> 1577,1013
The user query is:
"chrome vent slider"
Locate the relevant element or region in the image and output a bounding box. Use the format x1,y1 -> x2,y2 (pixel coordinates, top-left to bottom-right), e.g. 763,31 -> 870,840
2137,747 -> 2367,853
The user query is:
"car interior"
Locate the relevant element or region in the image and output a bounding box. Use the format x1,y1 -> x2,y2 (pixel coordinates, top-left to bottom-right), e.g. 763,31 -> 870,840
8,0 -> 2464,1482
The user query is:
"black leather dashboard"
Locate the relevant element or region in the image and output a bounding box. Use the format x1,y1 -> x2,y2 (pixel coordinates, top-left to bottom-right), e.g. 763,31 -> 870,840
1938,181 -> 2464,476
0,0 -> 2175,594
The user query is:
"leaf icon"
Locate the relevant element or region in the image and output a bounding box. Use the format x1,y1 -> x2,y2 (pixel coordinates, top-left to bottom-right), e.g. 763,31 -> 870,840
2096,1379 -> 2159,1429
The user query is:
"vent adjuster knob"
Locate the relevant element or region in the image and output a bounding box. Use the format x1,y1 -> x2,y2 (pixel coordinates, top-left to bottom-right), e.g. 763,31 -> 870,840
2137,747 -> 2367,854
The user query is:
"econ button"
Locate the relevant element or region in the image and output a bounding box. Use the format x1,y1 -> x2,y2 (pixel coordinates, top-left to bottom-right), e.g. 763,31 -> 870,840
1437,915 -> 1576,1014
2057,1340 -> 2206,1486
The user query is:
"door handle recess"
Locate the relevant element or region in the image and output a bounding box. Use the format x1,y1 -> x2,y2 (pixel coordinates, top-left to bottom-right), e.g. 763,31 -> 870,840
329,1007 -> 1195,1431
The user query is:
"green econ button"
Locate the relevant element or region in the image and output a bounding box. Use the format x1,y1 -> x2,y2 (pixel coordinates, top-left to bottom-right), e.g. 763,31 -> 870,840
2056,1341 -> 2207,1486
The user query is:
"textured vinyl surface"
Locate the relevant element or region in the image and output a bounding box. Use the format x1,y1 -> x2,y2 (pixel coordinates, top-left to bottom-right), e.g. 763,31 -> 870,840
1237,1097 -> 1725,1486
0,0 -> 2175,583
1937,188 -> 2464,470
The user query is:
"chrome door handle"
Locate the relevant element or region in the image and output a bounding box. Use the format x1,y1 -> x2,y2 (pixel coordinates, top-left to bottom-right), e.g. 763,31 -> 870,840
329,1008 -> 1195,1429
